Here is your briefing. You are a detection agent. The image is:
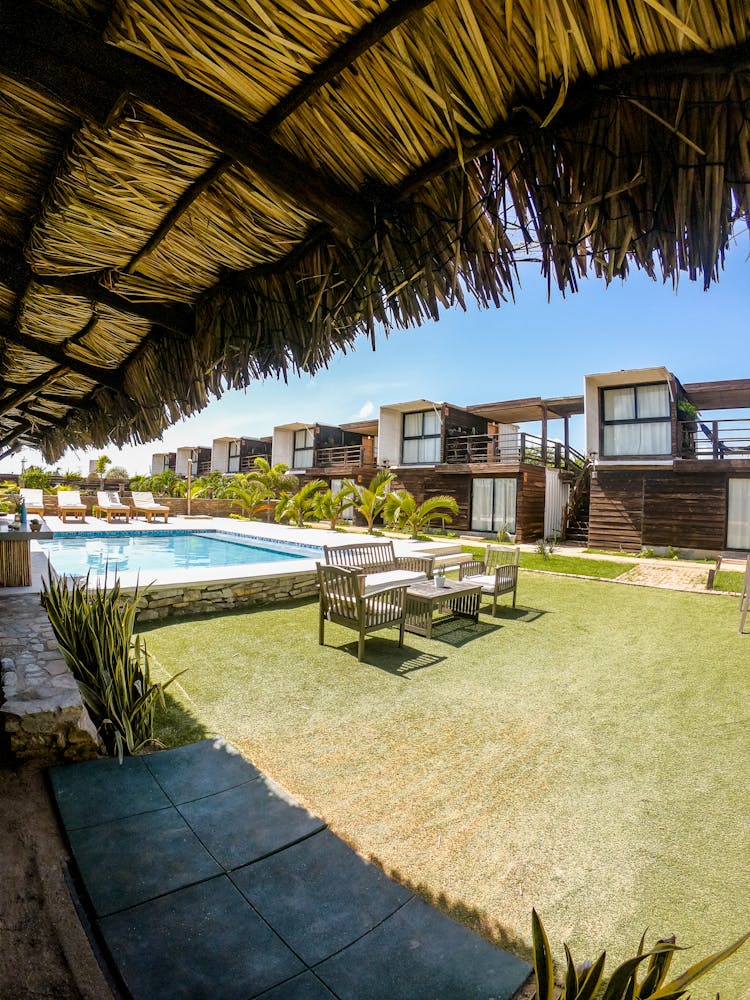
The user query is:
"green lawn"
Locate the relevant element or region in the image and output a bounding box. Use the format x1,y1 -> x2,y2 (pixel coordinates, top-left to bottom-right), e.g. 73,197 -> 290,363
461,546 -> 636,578
713,569 -> 744,593
142,575 -> 750,998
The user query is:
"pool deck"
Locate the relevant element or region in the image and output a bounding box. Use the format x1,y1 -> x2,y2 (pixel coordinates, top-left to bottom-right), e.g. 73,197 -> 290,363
0,517 -> 445,598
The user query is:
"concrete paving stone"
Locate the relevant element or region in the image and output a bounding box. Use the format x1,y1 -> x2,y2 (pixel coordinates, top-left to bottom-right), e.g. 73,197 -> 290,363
49,755 -> 171,830
232,828 -> 411,965
68,806 -> 221,916
144,738 -> 260,804
99,876 -> 304,1000
254,972 -> 339,1000
178,775 -> 325,870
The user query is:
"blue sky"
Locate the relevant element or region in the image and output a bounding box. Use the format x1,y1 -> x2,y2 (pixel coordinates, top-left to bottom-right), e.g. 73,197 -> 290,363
4,235 -> 748,477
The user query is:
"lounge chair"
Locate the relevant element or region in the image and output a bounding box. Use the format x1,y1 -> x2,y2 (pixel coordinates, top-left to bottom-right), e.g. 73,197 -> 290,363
130,491 -> 170,523
458,545 -> 520,615
317,563 -> 409,661
97,491 -> 130,523
56,490 -> 87,523
19,488 -> 45,517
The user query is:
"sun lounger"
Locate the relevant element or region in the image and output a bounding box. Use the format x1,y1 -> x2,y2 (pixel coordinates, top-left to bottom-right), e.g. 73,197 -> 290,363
19,488 -> 45,517
97,491 -> 130,523
130,491 -> 170,523
56,490 -> 87,523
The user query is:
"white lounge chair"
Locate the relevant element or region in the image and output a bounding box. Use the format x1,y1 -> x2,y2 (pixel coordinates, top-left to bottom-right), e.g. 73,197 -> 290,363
20,488 -> 45,517
56,490 -> 87,523
97,491 -> 130,523
130,491 -> 170,523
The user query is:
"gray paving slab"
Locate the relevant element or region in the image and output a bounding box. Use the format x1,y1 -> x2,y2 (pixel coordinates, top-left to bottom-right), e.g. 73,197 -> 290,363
178,774 -> 325,869
49,755 -> 170,830
99,876 -> 304,1000
255,972 -> 339,999
315,896 -> 530,1000
144,736 -> 259,804
232,828 -> 411,965
68,806 -> 222,916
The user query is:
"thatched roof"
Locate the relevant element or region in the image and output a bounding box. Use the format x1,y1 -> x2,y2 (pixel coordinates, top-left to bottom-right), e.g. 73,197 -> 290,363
0,0 -> 748,461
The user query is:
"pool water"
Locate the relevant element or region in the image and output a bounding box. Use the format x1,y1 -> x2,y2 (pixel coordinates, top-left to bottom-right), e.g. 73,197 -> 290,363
40,531 -> 317,577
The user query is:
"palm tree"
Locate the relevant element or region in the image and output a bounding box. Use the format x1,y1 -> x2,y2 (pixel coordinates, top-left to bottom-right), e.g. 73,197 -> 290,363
95,454 -> 111,487
225,482 -> 274,519
245,457 -> 299,496
275,480 -> 326,528
383,489 -> 459,538
348,470 -> 395,534
314,482 -> 355,530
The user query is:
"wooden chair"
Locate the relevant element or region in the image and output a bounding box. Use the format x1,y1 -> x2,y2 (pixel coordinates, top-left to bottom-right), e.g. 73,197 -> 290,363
96,491 -> 130,523
317,563 -> 409,661
56,490 -> 87,523
130,491 -> 170,523
739,554 -> 750,634
458,545 -> 520,616
19,488 -> 45,517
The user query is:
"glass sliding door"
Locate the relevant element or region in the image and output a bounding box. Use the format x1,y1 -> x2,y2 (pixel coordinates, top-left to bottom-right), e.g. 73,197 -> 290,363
471,478 -> 517,533
727,479 -> 750,549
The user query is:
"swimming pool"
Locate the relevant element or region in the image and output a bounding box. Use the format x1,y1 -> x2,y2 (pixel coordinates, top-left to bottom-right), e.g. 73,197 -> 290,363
40,530 -> 321,577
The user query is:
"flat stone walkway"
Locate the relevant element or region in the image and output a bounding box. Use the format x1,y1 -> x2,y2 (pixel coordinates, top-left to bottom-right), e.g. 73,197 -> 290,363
612,562 -> 711,591
50,739 -> 531,1000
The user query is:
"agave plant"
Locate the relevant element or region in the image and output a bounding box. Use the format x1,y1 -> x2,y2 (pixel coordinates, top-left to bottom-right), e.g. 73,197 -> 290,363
383,489 -> 458,538
530,909 -> 748,1000
314,482 -> 355,529
348,470 -> 396,534
41,571 -> 184,761
275,479 -> 326,527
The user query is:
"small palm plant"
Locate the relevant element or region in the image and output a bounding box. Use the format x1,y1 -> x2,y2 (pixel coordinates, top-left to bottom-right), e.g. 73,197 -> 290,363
314,482 -> 355,529
275,479 -> 326,527
348,470 -> 396,534
225,481 -> 274,519
530,909 -> 748,1000
245,457 -> 299,496
94,454 -> 111,487
383,489 -> 459,538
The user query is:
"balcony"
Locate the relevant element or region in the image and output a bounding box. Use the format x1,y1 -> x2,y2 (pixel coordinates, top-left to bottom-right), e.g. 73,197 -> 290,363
239,451 -> 270,473
445,432 -> 584,469
314,445 -> 364,468
680,419 -> 750,459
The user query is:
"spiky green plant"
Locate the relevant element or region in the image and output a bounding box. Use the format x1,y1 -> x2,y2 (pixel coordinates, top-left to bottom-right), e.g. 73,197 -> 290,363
382,489 -> 458,538
314,482 -> 355,529
348,470 -> 396,533
41,572 -> 183,761
225,481 -> 274,518
244,457 -> 299,496
275,479 -> 326,527
530,909 -> 748,1000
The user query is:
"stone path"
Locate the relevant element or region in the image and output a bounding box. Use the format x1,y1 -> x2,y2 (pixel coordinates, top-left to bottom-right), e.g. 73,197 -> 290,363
616,562 -> 711,592
0,595 -> 98,760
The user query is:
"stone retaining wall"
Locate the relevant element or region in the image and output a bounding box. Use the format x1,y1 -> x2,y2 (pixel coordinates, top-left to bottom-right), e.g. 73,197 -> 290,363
135,569 -> 318,621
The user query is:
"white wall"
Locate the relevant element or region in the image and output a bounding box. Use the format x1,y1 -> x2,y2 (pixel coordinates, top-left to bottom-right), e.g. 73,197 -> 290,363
211,440 -> 230,473
151,454 -> 168,475
175,449 -> 196,477
272,428 -> 294,468
378,408 -> 404,466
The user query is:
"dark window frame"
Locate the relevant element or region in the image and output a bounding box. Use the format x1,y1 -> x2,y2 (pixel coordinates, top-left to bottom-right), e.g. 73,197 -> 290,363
599,381 -> 672,457
401,409 -> 441,464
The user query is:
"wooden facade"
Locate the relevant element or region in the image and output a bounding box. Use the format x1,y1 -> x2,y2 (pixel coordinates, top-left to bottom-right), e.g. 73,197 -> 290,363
589,467 -> 734,551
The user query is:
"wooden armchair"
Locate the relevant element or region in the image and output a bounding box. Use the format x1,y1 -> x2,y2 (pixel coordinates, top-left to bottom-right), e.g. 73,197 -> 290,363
317,563 -> 409,661
458,545 -> 520,616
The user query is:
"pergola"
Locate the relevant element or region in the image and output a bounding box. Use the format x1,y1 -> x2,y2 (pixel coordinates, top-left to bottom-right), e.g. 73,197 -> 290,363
0,0 -> 748,462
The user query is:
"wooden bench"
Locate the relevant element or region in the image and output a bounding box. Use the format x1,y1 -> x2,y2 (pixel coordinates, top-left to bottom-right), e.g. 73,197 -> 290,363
323,540 -> 434,578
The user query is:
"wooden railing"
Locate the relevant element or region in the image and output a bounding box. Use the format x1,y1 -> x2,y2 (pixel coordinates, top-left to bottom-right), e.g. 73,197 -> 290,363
444,432 -> 586,470
314,445 -> 364,467
197,461 -> 212,476
681,419 -> 750,459
239,451 -> 270,472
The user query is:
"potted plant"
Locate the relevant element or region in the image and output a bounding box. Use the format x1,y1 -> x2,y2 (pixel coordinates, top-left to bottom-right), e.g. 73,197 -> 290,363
434,566 -> 447,588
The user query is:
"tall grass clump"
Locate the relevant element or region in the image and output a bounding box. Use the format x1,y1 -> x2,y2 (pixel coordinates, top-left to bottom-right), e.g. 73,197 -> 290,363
41,572 -> 183,760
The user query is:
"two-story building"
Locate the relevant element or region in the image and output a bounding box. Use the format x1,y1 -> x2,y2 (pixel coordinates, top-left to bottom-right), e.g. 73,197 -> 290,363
585,367 -> 750,552
174,446 -> 212,479
150,452 -> 176,476
271,421 -> 377,490
210,436 -> 271,475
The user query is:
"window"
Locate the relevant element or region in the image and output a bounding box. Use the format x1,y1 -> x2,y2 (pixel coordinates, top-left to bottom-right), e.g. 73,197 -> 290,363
293,428 -> 314,468
601,383 -> 671,456
402,410 -> 441,464
727,479 -> 750,549
471,478 -> 517,533
228,440 -> 241,473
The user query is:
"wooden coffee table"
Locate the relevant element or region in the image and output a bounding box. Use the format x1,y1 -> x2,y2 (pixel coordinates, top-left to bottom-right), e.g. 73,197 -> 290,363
404,578 -> 483,638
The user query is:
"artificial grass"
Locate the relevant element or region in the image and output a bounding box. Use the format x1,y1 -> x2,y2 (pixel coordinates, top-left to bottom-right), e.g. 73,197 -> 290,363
461,545 -> 635,578
713,570 -> 744,593
142,576 -> 750,998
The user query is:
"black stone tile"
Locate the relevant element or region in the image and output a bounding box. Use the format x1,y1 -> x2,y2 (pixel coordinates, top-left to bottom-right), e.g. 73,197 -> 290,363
49,755 -> 170,831
69,807 -> 221,916
254,972 -> 339,1000
144,738 -> 259,804
178,775 -> 325,870
99,876 -> 304,1000
315,896 -> 531,1000
232,829 -> 411,965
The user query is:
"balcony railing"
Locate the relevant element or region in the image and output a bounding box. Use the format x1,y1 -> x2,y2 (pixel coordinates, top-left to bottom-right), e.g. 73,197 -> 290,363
681,419 -> 750,459
445,432 -> 585,470
197,461 -> 212,477
314,445 -> 364,467
239,451 -> 270,472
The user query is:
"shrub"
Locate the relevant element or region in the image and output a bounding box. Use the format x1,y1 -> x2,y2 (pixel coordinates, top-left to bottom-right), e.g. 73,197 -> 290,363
41,572 -> 183,760
530,909 -> 747,1000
